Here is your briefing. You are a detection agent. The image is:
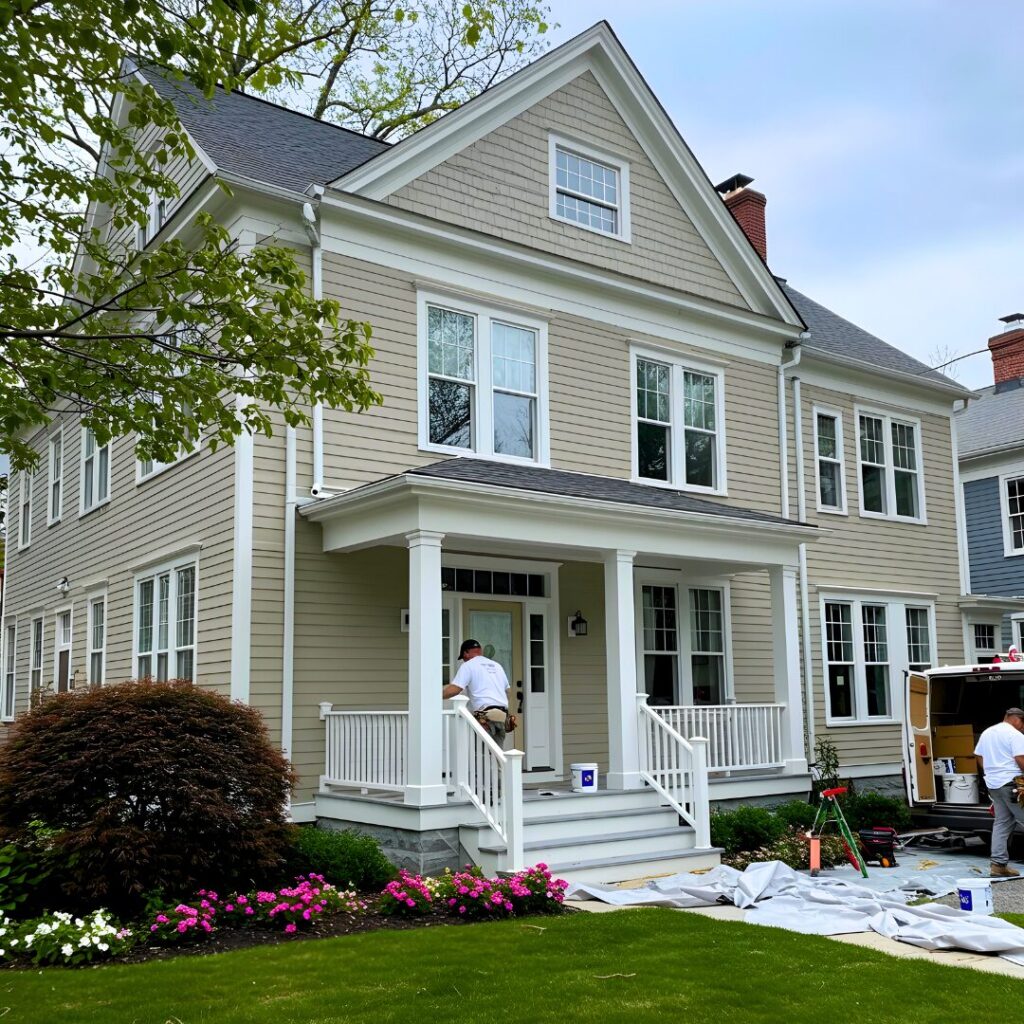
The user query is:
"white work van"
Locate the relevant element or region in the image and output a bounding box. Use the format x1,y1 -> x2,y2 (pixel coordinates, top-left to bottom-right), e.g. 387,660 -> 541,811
905,662 -> 1024,841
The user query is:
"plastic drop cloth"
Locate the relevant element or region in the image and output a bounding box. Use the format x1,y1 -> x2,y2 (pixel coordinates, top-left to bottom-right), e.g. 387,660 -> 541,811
565,862 -> 1024,965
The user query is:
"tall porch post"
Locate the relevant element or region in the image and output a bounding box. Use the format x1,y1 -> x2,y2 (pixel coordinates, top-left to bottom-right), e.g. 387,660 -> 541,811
605,549 -> 643,790
769,563 -> 809,773
405,530 -> 448,806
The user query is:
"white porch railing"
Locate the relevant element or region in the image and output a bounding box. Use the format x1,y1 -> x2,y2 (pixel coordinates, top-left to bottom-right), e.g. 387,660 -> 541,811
653,703 -> 785,773
450,695 -> 524,871
637,694 -> 711,849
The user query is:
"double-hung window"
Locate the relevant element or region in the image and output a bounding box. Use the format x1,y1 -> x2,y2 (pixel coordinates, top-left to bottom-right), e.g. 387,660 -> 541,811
641,585 -> 679,704
689,588 -> 725,704
88,597 -> 106,687
634,352 -> 724,493
856,409 -> 925,522
549,135 -> 630,240
81,428 -> 111,513
17,471 -> 31,549
1001,475 -> 1024,557
905,606 -> 932,673
135,560 -> 197,680
2,622 -> 15,720
29,618 -> 43,692
814,409 -> 846,513
48,428 -> 63,524
972,623 -> 998,664
420,294 -> 548,464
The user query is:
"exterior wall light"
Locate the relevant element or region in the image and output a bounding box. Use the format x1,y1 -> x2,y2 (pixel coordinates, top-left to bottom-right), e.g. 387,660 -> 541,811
569,610 -> 589,637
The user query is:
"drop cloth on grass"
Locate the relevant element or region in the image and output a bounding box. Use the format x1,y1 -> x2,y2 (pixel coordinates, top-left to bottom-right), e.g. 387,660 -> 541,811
565,862 -> 1024,965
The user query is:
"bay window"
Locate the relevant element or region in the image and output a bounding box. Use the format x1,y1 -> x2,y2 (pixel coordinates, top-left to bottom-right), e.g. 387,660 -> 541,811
856,409 -> 925,522
135,559 -> 197,680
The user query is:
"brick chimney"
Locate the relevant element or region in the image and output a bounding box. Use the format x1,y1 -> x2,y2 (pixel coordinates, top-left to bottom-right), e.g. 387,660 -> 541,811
715,173 -> 768,263
989,314 -> 1024,391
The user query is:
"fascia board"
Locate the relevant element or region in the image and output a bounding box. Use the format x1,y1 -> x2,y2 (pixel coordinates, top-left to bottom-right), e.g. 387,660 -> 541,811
958,594 -> 1024,611
959,442 -> 1024,464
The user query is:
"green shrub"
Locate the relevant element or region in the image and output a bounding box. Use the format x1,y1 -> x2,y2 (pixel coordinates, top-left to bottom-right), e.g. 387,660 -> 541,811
840,792 -> 911,833
771,800 -> 818,831
286,826 -> 396,891
710,806 -> 785,855
724,829 -> 848,872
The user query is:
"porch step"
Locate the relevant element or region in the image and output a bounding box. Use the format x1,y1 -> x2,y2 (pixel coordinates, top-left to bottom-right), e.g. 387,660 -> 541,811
462,805 -> 680,844
477,825 -> 693,859
518,788 -> 668,819
551,847 -> 723,885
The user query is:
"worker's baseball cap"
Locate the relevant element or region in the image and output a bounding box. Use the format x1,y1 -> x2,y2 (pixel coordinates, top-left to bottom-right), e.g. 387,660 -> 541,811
459,639 -> 482,658
1007,707 -> 1024,717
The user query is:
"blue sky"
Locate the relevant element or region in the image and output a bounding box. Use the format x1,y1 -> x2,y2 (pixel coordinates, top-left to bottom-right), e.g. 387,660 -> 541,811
548,1 -> 1023,389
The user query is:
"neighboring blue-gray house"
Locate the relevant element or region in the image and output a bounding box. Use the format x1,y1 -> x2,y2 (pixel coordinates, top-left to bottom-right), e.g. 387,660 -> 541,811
957,315 -> 1024,660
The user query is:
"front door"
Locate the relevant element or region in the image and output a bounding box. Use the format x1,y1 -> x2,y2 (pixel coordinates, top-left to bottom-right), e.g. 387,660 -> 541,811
463,602 -> 521,752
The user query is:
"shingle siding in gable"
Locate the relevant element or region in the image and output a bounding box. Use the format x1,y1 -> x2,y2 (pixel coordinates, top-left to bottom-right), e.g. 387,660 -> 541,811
965,477 -> 1024,596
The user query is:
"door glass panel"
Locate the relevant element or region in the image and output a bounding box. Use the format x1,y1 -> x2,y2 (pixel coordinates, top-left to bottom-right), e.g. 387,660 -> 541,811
529,613 -> 545,693
468,611 -> 513,681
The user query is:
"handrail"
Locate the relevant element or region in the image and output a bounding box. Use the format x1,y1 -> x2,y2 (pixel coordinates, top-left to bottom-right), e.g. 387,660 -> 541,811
450,695 -> 524,871
637,695 -> 711,849
653,703 -> 786,772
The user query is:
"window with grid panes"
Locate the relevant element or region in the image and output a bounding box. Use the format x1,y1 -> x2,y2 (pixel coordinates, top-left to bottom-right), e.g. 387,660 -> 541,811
636,359 -> 670,481
48,429 -> 62,523
824,602 -> 855,718
88,598 -> 105,686
18,471 -> 31,548
973,623 -> 998,664
859,415 -> 887,514
529,614 -> 546,694
30,618 -> 42,691
81,428 -> 110,512
642,585 -> 678,704
857,411 -> 924,521
891,422 -> 920,518
552,145 -> 623,236
861,604 -> 890,717
1007,477 -> 1024,553
905,607 -> 932,673
815,412 -> 844,510
136,561 -> 196,680
2,623 -> 15,719
689,588 -> 724,705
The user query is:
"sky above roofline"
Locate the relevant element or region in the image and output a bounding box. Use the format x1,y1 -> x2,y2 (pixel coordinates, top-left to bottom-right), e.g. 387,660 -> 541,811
548,1 -> 1023,391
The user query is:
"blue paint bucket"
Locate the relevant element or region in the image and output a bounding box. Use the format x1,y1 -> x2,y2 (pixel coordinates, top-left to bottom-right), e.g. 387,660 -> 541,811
958,878 -> 993,915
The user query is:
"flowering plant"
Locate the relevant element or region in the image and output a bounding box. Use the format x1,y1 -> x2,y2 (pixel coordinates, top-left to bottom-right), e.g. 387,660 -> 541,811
3,910 -> 133,965
222,875 -> 367,934
378,870 -> 435,916
148,895 -> 218,944
502,864 -> 568,914
436,864 -> 567,919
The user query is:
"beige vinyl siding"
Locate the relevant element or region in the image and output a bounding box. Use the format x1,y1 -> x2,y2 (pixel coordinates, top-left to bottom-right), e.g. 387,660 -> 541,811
319,251 -> 783,517
796,381 -> 962,768
2,413 -> 236,727
385,71 -> 746,308
728,573 -> 777,704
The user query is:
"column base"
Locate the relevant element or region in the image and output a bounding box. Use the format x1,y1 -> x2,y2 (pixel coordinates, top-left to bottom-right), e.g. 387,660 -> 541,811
403,784 -> 449,807
604,770 -> 646,791
781,758 -> 810,776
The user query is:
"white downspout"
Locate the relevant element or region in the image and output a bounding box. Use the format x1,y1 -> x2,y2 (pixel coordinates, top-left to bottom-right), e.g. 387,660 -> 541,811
281,425 -> 296,766
304,187 -> 326,498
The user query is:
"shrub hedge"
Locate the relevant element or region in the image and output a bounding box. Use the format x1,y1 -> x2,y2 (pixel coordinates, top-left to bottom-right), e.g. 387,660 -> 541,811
285,826 -> 396,891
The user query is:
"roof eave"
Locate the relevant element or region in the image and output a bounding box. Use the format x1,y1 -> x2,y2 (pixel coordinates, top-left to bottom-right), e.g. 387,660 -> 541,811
801,345 -> 976,400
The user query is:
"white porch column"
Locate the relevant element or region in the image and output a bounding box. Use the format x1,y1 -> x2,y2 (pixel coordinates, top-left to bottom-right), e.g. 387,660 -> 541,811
405,530 -> 448,806
605,549 -> 643,790
769,564 -> 808,773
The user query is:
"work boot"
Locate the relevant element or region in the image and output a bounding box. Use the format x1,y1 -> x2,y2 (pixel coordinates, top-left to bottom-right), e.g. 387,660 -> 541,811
990,863 -> 1021,878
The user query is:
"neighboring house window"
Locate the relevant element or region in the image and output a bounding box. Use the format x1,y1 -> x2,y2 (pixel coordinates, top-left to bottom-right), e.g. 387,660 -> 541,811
81,428 -> 111,513
641,585 -> 678,704
88,597 -> 106,687
972,623 -> 998,664
48,428 -> 63,524
2,622 -> 15,720
905,607 -> 932,673
136,192 -> 166,248
634,353 -> 724,493
814,410 -> 846,513
856,410 -> 925,522
548,135 -> 630,240
689,588 -> 725,704
17,471 -> 31,549
135,560 -> 197,680
419,295 -> 548,464
54,609 -> 72,693
137,401 -> 198,481
29,618 -> 43,692
1002,475 -> 1024,557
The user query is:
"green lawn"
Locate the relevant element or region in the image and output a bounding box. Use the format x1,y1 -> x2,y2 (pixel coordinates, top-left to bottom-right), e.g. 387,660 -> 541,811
1,908 -> 1022,1024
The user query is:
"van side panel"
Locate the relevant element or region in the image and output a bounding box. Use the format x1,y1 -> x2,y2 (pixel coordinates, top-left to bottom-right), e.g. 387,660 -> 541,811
908,673 -> 936,802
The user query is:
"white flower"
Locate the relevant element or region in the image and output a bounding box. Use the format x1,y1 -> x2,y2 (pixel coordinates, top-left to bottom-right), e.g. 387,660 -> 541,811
74,918 -> 84,928
91,936 -> 100,945
78,936 -> 90,948
37,923 -> 51,935
97,942 -> 108,952
61,943 -> 73,957
22,935 -> 31,946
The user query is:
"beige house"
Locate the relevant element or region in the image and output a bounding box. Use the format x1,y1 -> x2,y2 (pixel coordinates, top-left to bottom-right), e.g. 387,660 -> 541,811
1,23 -> 991,879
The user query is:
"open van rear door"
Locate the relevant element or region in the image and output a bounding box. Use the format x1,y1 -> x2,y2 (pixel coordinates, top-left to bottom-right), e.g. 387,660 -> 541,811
905,672 -> 936,802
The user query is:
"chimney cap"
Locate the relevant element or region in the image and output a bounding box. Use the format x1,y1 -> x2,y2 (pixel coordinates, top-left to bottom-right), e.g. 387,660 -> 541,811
998,313 -> 1024,329
715,173 -> 754,195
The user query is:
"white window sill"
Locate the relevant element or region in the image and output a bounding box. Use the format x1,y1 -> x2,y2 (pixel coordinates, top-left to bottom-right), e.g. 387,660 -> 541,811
549,212 -> 631,245
816,506 -> 848,517
1001,546 -> 1024,559
858,508 -> 928,527
16,544 -> 30,553
135,445 -> 201,486
417,445 -> 550,469
631,475 -> 727,499
824,717 -> 900,728
47,517 -> 62,528
1,716 -> 13,724
78,497 -> 112,520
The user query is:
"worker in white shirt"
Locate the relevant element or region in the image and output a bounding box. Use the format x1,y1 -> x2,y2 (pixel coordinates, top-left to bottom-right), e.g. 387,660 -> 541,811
974,707 -> 1024,877
443,638 -> 514,745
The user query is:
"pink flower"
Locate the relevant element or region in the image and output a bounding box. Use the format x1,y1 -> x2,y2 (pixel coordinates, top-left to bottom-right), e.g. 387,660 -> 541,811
156,914 -> 169,924
245,907 -> 254,916
303,910 -> 311,920
285,923 -> 297,934
176,921 -> 188,933
458,906 -> 466,914
225,904 -> 234,913
150,924 -> 159,932
405,899 -> 416,907
200,920 -> 212,932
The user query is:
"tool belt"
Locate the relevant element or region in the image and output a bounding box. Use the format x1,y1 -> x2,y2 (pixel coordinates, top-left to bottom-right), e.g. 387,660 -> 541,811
1014,775 -> 1024,805
475,706 -> 518,732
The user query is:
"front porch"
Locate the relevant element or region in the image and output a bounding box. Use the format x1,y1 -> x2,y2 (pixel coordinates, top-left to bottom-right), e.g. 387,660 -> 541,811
300,460 -> 816,877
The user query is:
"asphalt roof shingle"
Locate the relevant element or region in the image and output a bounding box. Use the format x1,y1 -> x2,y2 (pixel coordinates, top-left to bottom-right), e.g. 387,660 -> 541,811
138,65 -> 389,194
956,382 -> 1024,458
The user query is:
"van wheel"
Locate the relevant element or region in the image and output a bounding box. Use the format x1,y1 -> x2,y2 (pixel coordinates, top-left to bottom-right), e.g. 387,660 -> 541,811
950,837 -> 967,849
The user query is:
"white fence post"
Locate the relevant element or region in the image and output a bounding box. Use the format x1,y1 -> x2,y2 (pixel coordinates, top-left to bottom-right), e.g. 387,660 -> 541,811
452,695 -> 470,797
690,736 -> 711,849
635,693 -> 649,776
319,702 -> 333,720
505,749 -> 525,872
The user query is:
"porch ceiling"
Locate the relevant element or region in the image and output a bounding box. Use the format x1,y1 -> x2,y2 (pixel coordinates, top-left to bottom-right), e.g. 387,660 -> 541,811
300,460 -> 818,566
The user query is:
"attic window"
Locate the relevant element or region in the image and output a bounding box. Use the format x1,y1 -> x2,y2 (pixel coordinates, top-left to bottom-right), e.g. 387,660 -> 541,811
548,134 -> 630,242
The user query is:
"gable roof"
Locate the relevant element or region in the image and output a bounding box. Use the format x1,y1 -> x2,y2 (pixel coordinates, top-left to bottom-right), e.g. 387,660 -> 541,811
136,63 -> 389,194
956,383 -> 1024,459
781,283 -> 971,397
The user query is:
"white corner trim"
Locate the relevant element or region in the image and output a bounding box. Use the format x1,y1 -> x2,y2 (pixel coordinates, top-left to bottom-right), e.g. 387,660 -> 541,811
230,420 -> 255,703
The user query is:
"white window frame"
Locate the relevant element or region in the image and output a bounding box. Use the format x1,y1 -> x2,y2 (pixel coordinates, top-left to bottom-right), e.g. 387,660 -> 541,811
968,618 -> 1001,664
2,620 -> 16,722
132,556 -> 199,681
53,606 -> 73,692
136,417 -> 201,484
87,592 -> 107,687
820,593 -> 936,726
812,405 -> 847,515
904,604 -> 935,673
854,406 -> 927,524
630,345 -> 728,496
17,470 -> 31,550
29,616 -> 43,694
548,133 -> 631,243
79,428 -> 112,516
1000,473 -> 1024,558
47,426 -> 63,525
634,570 -> 734,705
416,290 -> 550,466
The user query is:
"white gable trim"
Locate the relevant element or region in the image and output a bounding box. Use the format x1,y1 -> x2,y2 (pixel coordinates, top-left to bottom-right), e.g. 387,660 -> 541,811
331,22 -> 799,327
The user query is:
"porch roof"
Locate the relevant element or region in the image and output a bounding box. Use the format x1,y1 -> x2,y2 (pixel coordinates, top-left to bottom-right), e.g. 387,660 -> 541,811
301,460 -> 817,565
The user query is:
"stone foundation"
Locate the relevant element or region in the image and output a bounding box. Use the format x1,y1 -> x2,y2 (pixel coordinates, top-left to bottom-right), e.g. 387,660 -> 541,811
316,818 -> 468,875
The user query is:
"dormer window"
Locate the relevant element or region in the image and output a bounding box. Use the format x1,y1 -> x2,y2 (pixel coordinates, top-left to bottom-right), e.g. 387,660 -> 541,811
548,135 -> 630,241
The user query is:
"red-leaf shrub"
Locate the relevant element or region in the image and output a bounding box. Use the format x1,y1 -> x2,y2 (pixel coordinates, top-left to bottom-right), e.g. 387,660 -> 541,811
0,681 -> 296,914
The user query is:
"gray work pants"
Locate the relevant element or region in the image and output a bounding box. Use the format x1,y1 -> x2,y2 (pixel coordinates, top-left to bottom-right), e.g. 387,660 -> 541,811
989,783 -> 1024,864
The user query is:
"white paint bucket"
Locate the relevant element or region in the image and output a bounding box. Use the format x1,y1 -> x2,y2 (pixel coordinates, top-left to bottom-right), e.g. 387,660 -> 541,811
958,877 -> 994,915
942,773 -> 980,804
570,763 -> 599,794
936,757 -> 957,775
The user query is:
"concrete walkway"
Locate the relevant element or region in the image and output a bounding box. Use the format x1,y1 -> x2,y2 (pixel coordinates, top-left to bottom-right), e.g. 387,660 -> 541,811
571,898 -> 1024,979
